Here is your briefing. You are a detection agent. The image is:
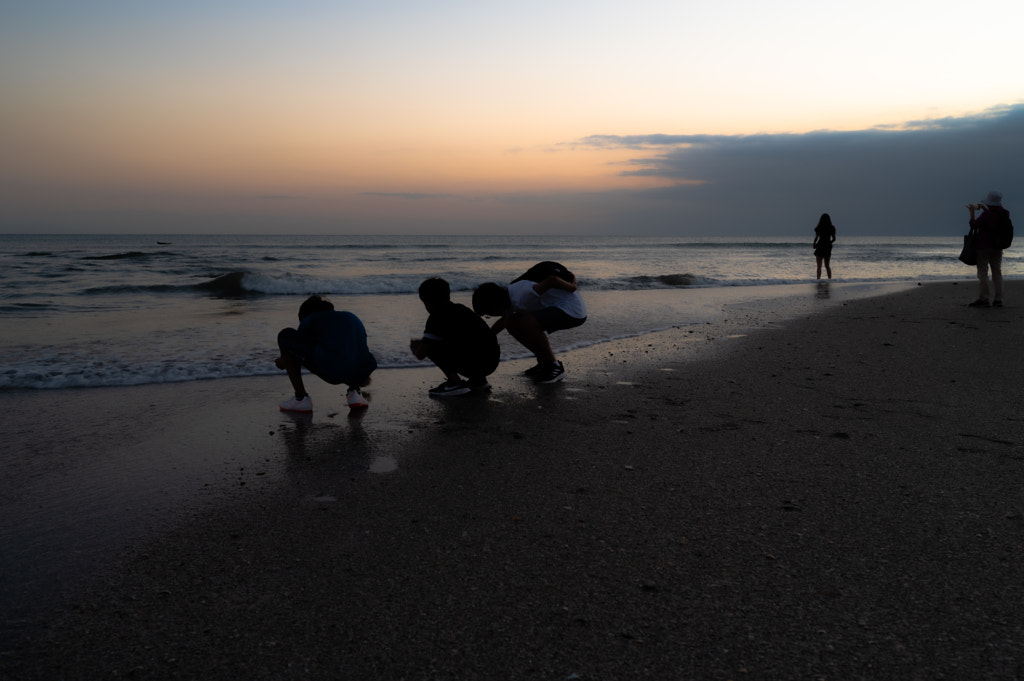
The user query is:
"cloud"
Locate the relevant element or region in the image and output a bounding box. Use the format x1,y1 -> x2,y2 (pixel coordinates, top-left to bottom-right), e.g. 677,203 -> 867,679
5,103 -> 1022,236
361,192 -> 460,201
570,104 -> 1024,235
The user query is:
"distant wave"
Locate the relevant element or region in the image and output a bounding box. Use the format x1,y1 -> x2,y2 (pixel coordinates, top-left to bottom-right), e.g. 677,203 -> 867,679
0,302 -> 58,313
81,251 -> 152,261
249,242 -> 454,251
191,269 -> 960,298
65,266 -> 968,301
193,271 -> 420,297
188,270 -> 727,298
630,273 -> 698,287
196,271 -> 252,297
80,284 -> 180,295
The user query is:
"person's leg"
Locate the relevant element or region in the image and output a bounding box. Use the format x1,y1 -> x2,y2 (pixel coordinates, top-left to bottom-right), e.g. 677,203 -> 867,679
505,312 -> 556,364
275,352 -> 308,397
423,343 -> 465,383
514,308 -> 584,382
276,328 -> 315,398
823,254 -> 832,279
465,356 -> 498,382
975,251 -> 992,302
462,348 -> 500,388
815,255 -> 823,279
991,250 -> 1004,303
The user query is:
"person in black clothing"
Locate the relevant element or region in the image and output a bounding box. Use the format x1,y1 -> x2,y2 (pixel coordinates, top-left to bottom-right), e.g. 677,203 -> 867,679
812,213 -> 837,280
410,277 -> 500,397
967,191 -> 1011,307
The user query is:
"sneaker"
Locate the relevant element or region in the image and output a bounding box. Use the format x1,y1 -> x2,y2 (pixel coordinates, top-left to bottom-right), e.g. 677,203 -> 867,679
280,395 -> 312,412
428,379 -> 471,398
993,300 -> 1004,308
968,299 -> 990,307
534,361 -> 566,384
346,387 -> 369,410
523,363 -> 547,378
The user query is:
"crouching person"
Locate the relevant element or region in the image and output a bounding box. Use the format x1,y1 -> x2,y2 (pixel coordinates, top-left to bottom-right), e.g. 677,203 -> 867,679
276,295 -> 377,412
410,277 -> 500,397
472,261 -> 586,384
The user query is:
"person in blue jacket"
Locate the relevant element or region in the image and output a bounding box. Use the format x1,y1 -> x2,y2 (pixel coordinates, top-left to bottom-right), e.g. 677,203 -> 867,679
275,295 -> 377,412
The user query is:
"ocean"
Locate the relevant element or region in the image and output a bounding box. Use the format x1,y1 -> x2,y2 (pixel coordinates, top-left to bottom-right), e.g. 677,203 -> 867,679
0,233 -> 1004,391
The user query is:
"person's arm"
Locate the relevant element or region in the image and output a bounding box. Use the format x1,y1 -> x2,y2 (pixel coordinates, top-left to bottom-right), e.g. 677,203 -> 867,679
410,338 -> 429,360
490,317 -> 506,335
532,274 -> 577,295
968,203 -> 983,229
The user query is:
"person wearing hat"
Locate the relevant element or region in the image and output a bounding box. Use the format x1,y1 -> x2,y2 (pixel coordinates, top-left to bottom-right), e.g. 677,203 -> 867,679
966,191 -> 1011,307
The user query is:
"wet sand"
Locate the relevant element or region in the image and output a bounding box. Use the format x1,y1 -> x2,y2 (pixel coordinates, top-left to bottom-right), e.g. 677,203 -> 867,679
3,280 -> 1024,680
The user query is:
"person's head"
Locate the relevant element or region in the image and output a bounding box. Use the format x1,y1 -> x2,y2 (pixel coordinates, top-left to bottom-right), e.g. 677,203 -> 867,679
982,191 -> 1003,207
472,282 -> 509,317
298,295 -> 334,321
417,277 -> 451,311
816,213 -> 833,229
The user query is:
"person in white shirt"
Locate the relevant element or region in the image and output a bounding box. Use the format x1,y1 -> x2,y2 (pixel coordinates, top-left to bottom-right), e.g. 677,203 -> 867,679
472,262 -> 587,384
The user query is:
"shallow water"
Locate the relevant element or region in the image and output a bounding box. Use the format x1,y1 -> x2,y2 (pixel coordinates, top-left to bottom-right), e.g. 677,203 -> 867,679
1,233 -> 990,391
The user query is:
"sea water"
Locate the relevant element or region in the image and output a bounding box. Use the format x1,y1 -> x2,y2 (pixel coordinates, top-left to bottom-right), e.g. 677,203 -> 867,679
0,233 -> 1004,390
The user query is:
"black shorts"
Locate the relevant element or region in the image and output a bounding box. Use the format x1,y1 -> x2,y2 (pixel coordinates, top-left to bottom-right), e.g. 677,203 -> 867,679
430,342 -> 500,380
530,307 -> 587,334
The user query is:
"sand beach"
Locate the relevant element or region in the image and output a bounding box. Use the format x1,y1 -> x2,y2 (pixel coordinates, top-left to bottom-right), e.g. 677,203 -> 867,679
3,280 -> 1023,680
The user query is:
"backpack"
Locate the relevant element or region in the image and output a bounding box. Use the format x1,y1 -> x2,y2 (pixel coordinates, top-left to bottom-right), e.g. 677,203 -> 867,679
511,261 -> 575,284
992,208 -> 1014,250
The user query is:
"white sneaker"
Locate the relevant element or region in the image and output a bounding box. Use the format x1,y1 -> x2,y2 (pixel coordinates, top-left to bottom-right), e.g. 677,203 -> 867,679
279,395 -> 312,412
347,387 -> 369,410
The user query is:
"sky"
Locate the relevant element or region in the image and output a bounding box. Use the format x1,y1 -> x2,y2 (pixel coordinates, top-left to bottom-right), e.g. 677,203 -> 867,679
2,0 -> 1022,236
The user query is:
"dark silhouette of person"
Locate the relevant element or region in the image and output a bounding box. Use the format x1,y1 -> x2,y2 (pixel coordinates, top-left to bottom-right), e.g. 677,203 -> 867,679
410,277 -> 500,397
275,295 -> 376,412
813,214 -> 837,279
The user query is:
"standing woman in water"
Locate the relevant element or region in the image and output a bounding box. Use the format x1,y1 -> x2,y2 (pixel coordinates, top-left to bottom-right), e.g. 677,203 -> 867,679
812,213 -> 837,279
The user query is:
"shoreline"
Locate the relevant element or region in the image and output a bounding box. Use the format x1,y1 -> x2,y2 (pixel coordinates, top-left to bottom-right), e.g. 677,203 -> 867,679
4,280 -> 1023,679
1,279 -> 924,392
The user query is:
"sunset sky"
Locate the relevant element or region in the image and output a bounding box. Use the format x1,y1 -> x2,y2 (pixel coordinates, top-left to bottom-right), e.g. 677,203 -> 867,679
2,0 -> 1022,235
